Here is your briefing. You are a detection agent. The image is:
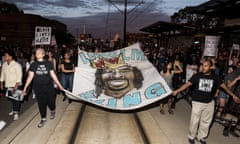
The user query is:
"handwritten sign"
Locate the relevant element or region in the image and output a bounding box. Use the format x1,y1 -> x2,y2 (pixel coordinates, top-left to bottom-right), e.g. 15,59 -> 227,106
203,36 -> 220,57
35,26 -> 51,45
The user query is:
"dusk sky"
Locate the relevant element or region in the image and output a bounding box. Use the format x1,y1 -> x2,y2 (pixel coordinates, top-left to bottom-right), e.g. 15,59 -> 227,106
2,0 -> 209,39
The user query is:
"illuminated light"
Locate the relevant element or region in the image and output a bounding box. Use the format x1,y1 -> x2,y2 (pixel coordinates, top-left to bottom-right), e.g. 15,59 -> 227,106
194,41 -> 200,44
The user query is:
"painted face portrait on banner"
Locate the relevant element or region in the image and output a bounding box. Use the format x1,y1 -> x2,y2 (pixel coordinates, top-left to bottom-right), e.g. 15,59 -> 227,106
64,43 -> 172,110
92,54 -> 144,98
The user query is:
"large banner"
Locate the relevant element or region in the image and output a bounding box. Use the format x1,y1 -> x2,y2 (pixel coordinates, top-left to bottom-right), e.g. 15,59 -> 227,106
35,26 -> 52,45
203,35 -> 220,57
65,43 -> 172,110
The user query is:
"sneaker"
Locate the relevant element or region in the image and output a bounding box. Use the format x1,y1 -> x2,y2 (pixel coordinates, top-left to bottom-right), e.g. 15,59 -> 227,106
188,138 -> 195,144
168,109 -> 174,114
13,114 -> 19,120
160,109 -> 165,114
38,119 -> 47,128
50,111 -> 55,120
0,120 -> 6,130
200,139 -> 206,144
8,111 -> 14,116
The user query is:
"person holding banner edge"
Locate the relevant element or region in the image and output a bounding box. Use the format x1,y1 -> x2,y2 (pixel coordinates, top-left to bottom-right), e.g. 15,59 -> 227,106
61,51 -> 75,103
172,59 -> 240,144
22,47 -> 63,128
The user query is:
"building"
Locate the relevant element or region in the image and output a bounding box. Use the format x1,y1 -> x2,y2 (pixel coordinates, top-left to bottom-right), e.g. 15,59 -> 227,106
185,0 -> 240,50
140,21 -> 195,51
0,13 -> 67,48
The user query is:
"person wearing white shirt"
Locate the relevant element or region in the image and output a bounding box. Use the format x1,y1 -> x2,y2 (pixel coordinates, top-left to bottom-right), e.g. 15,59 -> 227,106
0,50 -> 22,120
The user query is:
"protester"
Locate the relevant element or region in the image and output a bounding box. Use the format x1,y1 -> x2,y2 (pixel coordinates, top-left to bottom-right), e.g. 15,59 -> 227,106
172,60 -> 240,144
228,48 -> 239,67
61,51 -> 75,103
172,53 -> 184,108
159,61 -> 183,114
215,65 -> 237,122
22,48 -> 63,128
221,63 -> 240,137
0,50 -> 22,120
222,99 -> 240,137
46,50 -> 57,72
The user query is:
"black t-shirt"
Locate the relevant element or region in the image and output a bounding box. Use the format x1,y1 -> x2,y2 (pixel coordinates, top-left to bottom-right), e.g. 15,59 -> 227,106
189,72 -> 223,103
61,60 -> 74,74
29,60 -> 53,87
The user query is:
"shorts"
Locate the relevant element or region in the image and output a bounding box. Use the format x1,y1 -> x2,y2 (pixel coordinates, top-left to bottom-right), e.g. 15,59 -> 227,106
219,90 -> 229,99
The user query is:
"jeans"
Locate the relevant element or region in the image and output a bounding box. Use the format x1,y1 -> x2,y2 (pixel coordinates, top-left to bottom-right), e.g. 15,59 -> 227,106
6,87 -> 21,113
61,73 -> 74,92
12,99 -> 21,113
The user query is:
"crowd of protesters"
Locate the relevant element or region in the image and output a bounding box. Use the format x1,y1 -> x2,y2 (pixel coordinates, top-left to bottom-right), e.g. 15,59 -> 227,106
0,42 -> 239,144
142,43 -> 240,144
0,44 -> 78,129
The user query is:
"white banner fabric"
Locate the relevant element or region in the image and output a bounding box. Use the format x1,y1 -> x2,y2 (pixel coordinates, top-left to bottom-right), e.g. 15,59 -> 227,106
65,43 -> 172,110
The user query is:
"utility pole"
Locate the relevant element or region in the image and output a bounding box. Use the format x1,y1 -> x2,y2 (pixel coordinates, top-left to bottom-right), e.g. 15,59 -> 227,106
108,0 -> 143,47
123,0 -> 127,47
83,24 -> 86,34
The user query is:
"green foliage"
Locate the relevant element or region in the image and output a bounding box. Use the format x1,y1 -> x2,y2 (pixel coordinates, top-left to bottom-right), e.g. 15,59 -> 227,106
170,8 -> 222,32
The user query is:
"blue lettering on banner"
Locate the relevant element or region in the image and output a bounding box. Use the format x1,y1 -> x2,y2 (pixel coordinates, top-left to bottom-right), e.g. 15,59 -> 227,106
120,49 -> 130,61
87,52 -> 97,60
79,90 -> 96,99
123,92 -> 141,108
131,48 -> 146,61
108,98 -> 117,108
79,48 -> 147,65
92,99 -> 105,105
145,83 -> 167,99
79,52 -> 89,64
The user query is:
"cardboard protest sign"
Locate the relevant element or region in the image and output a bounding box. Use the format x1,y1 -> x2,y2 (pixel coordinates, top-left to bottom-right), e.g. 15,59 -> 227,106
35,26 -> 52,45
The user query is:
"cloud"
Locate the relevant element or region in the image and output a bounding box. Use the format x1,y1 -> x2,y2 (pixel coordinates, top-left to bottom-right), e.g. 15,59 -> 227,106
48,10 -> 170,39
1,0 -> 208,39
2,0 -> 167,17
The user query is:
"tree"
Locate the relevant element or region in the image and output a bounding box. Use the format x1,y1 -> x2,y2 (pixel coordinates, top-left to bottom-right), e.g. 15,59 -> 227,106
0,1 -> 23,13
171,8 -> 222,32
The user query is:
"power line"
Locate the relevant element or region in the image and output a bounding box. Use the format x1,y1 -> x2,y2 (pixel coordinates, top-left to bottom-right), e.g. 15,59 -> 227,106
127,0 -> 144,14
107,0 -> 144,46
128,0 -> 156,25
108,0 -> 123,14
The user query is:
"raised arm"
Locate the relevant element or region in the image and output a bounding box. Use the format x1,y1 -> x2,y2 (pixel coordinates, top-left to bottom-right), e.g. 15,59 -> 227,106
174,63 -> 183,74
227,75 -> 240,88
